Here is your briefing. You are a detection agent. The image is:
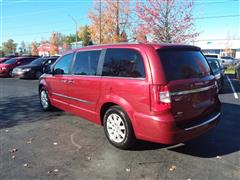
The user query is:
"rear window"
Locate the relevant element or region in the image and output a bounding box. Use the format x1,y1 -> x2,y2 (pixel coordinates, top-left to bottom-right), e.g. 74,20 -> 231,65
207,59 -> 220,74
4,58 -> 17,64
158,49 -> 211,81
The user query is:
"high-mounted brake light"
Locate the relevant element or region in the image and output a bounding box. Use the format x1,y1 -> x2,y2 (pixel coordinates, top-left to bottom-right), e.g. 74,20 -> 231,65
150,84 -> 171,112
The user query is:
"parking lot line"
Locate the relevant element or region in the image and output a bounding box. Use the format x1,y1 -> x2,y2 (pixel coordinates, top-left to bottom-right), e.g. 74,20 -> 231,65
227,75 -> 239,99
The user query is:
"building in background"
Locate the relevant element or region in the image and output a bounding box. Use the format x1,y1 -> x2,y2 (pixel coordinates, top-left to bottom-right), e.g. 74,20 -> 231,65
195,39 -> 240,59
70,41 -> 83,50
37,43 -> 51,56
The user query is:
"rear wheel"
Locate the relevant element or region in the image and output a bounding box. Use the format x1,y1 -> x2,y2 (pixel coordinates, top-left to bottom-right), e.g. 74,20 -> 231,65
103,106 -> 135,149
39,88 -> 52,111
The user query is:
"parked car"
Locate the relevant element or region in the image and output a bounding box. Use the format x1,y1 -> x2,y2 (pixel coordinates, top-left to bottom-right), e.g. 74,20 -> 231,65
0,55 -> 18,64
0,56 -> 39,77
220,56 -> 236,67
39,44 -> 221,149
12,56 -> 59,79
204,54 -> 220,59
235,62 -> 240,79
206,57 -> 225,92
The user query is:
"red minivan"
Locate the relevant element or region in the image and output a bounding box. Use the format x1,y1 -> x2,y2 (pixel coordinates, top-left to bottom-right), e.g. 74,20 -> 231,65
39,44 -> 221,149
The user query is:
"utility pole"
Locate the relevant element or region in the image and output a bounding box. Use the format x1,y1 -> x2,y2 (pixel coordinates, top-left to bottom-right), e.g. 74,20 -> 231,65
69,15 -> 78,47
116,0 -> 120,38
99,0 -> 102,44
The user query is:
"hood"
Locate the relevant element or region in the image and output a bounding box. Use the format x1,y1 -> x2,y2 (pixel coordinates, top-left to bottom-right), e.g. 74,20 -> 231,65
17,64 -> 40,69
0,63 -> 10,68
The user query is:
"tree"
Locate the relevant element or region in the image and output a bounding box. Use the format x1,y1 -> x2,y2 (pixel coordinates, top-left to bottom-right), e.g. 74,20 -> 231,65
136,0 -> 199,43
120,30 -> 128,42
88,0 -> 131,44
50,32 -> 59,55
18,41 -> 26,55
78,25 -> 93,46
0,46 -> 4,57
31,42 -> 38,56
2,39 -> 17,54
62,34 -> 77,51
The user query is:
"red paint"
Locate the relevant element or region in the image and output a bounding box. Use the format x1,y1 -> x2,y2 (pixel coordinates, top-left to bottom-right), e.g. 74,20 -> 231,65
39,43 -> 221,144
0,57 -> 38,77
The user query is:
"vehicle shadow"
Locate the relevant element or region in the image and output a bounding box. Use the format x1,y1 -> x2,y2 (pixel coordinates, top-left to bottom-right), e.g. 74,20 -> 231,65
0,95 -> 63,129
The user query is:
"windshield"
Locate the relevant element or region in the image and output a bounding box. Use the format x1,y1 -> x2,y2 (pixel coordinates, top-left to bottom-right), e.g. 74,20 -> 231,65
4,58 -> 17,64
158,49 -> 211,82
30,58 -> 45,65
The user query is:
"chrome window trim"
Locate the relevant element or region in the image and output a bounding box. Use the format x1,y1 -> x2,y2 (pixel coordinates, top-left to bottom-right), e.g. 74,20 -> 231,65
49,74 -> 146,80
184,112 -> 221,131
170,85 -> 215,96
52,93 -> 94,105
101,76 -> 146,80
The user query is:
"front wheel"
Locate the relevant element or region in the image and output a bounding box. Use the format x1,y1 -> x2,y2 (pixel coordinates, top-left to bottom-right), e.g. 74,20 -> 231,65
103,106 -> 136,149
8,70 -> 13,77
39,88 -> 52,111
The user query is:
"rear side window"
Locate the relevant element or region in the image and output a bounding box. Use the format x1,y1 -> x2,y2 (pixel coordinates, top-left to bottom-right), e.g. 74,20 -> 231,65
102,48 -> 145,78
158,49 -> 211,81
72,50 -> 101,75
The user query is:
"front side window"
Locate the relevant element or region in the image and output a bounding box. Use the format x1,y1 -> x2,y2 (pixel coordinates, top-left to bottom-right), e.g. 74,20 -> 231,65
72,50 -> 101,75
102,48 -> 146,78
53,53 -> 73,75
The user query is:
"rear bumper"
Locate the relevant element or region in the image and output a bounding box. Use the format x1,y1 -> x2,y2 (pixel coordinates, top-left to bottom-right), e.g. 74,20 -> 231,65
133,111 -> 220,144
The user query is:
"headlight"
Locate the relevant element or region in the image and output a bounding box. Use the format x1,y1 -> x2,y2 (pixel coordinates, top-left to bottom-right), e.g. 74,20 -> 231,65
1,67 -> 7,70
22,68 -> 31,72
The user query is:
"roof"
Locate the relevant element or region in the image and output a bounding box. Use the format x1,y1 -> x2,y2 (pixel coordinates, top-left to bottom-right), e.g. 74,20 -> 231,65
63,43 -> 200,55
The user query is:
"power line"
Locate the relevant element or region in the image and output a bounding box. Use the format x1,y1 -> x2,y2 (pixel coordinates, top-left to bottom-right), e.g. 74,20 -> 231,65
195,38 -> 240,42
195,14 -> 240,20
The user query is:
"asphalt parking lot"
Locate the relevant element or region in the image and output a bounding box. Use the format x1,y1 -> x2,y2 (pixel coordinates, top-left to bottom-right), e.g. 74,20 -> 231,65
0,76 -> 240,180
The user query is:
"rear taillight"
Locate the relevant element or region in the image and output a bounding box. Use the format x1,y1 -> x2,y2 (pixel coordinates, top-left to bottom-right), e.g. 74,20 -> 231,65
150,84 -> 171,112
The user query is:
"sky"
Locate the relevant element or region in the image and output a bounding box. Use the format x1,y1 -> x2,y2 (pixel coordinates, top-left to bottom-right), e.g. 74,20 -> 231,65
0,0 -> 240,46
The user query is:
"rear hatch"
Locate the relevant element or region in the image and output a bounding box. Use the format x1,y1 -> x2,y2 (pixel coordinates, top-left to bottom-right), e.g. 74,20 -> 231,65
157,48 -> 219,125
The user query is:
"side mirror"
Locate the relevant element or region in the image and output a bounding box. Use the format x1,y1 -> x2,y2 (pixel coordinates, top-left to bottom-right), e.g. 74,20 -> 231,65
54,68 -> 64,75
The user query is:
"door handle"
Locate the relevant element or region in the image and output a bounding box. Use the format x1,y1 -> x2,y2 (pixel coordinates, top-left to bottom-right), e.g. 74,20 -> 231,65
60,79 -> 67,83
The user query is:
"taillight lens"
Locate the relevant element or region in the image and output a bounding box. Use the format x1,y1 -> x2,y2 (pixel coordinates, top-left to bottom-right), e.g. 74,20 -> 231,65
150,84 -> 171,112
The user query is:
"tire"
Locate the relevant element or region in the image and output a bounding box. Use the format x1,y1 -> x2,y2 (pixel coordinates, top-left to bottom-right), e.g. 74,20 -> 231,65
103,106 -> 136,149
39,88 -> 52,111
8,70 -> 13,77
35,71 -> 42,79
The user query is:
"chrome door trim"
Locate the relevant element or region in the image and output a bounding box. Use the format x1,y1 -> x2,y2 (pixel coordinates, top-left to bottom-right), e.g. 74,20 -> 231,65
170,85 -> 215,96
52,92 -> 94,105
184,112 -> 221,131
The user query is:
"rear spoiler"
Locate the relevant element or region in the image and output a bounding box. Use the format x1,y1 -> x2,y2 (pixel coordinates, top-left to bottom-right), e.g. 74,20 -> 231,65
158,45 -> 201,51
